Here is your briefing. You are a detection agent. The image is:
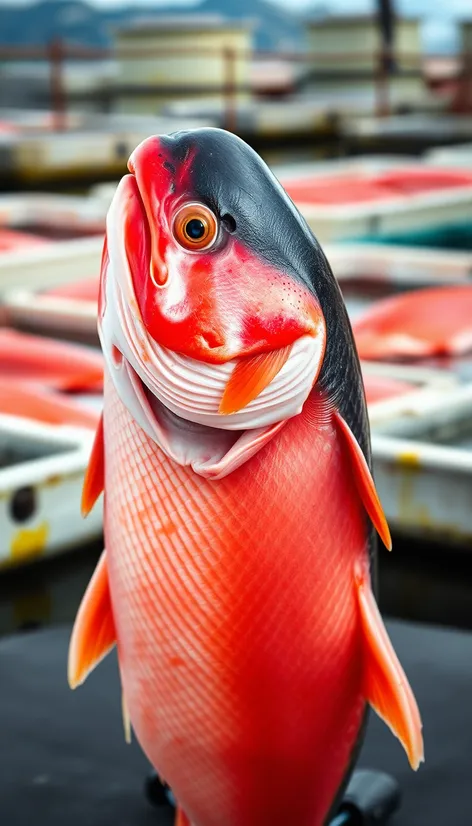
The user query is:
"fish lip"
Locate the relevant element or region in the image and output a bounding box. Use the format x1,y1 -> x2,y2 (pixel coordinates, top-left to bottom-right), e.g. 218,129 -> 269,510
119,326 -> 323,431
116,354 -> 286,480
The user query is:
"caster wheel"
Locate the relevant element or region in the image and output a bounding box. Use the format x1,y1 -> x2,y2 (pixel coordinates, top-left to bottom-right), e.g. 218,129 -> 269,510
331,769 -> 401,826
144,770 -> 175,808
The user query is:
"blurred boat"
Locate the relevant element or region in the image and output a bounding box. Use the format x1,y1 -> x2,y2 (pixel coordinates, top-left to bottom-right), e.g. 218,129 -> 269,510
0,228 -> 50,253
0,415 -> 102,569
284,167 -> 472,206
353,219 -> 472,253
5,241 -> 472,349
3,274 -> 100,343
276,161 -> 472,244
0,192 -> 107,240
425,142 -> 472,169
0,381 -> 100,430
342,113 -> 472,154
0,329 -> 103,391
327,242 -> 472,288
364,374 -> 416,404
372,384 -> 472,545
353,285 -> 472,361
0,236 -> 102,298
0,329 -> 104,570
361,361 -> 458,428
44,278 -> 99,302
0,114 -> 217,188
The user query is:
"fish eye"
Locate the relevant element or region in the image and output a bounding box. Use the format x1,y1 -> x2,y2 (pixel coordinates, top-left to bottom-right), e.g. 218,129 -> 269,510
173,203 -> 218,251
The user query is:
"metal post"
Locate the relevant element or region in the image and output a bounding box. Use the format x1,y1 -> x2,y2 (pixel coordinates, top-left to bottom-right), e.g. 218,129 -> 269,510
223,47 -> 237,134
375,49 -> 390,118
49,38 -> 66,131
466,51 -> 472,114
376,0 -> 395,70
375,0 -> 395,118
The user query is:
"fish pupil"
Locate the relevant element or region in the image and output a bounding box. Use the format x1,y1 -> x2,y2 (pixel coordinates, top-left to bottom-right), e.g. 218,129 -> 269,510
186,218 -> 206,240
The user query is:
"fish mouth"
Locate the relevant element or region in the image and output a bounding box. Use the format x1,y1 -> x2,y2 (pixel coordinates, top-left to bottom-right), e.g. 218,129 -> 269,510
117,356 -> 287,480
109,334 -> 323,480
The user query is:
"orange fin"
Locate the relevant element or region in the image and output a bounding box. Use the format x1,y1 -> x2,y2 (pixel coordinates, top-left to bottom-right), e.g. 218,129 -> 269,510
175,808 -> 191,826
356,567 -> 424,770
334,409 -> 392,550
219,346 -> 292,415
68,550 -> 116,689
81,412 -> 104,516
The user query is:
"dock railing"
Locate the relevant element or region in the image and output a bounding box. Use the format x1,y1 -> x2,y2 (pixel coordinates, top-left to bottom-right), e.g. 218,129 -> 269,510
0,41 -> 471,132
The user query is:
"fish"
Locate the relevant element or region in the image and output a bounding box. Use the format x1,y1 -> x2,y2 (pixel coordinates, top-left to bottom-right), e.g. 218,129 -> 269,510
0,228 -> 50,253
362,373 -> 417,405
0,329 -> 103,392
68,128 -> 423,826
353,285 -> 472,361
44,277 -> 99,303
0,379 -> 100,429
282,167 -> 472,206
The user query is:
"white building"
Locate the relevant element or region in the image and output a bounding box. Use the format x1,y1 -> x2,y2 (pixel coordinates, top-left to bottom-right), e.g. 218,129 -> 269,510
112,15 -> 253,115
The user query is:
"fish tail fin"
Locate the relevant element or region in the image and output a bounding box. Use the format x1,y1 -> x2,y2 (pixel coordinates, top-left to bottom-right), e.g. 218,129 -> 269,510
68,550 -> 116,688
81,413 -> 105,516
355,566 -> 424,770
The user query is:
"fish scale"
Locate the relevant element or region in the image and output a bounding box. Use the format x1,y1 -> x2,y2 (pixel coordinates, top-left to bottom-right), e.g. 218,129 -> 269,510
103,373 -> 368,826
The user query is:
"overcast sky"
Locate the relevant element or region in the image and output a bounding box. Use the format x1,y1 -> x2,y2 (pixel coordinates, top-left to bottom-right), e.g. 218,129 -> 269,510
0,0 -> 335,7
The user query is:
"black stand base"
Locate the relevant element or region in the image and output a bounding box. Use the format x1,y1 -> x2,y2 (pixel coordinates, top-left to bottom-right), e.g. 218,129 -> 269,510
144,768 -> 401,826
2,619 -> 472,826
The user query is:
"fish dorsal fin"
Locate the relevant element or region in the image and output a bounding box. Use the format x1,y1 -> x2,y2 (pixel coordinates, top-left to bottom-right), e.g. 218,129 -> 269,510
355,567 -> 424,769
68,550 -> 116,688
333,409 -> 392,550
81,413 -> 105,517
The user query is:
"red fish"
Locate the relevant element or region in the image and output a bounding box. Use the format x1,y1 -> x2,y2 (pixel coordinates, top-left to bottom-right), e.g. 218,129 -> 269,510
0,228 -> 50,252
353,285 -> 472,361
0,329 -> 103,391
282,167 -> 472,206
0,379 -> 100,429
69,129 -> 423,826
44,277 -> 99,303
363,374 -> 417,405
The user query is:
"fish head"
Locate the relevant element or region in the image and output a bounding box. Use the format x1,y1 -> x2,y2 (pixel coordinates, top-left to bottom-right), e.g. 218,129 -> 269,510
100,128 -> 328,478
124,129 -> 323,364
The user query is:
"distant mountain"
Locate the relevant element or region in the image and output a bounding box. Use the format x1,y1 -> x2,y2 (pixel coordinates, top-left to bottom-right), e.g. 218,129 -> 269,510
0,0 -> 308,51
0,0 -> 461,55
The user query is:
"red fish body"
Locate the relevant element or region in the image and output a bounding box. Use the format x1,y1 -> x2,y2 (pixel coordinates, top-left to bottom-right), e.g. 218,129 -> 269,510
0,380 -> 100,429
353,284 -> 472,361
105,379 -> 366,826
69,128 -> 423,826
0,328 -> 103,391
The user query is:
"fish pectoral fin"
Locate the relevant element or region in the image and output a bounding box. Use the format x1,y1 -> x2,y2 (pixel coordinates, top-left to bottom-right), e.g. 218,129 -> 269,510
333,410 -> 391,550
81,412 -> 105,516
219,346 -> 292,415
68,550 -> 116,688
356,567 -> 424,770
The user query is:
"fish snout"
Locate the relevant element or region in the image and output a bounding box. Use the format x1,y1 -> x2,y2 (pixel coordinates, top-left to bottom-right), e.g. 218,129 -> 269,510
145,260 -> 325,367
